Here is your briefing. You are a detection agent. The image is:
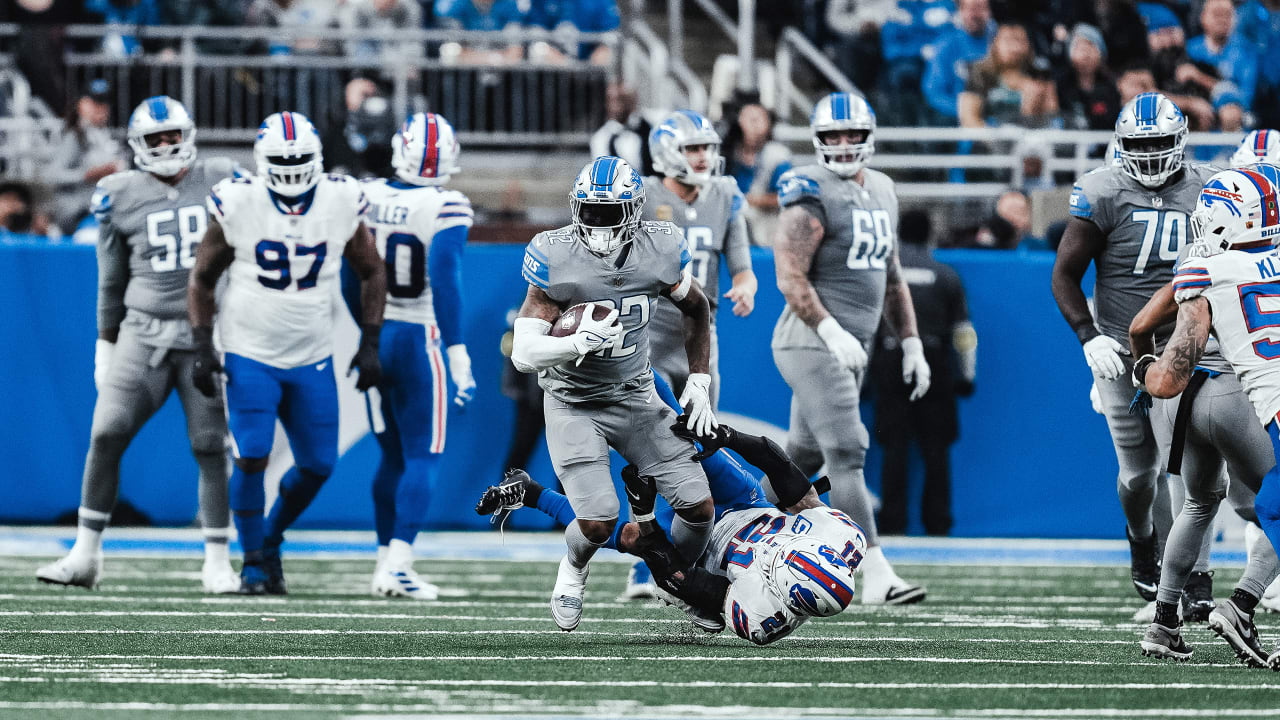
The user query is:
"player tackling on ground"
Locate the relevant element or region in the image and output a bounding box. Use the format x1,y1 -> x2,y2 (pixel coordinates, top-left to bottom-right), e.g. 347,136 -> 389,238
188,111 -> 386,594
38,96 -> 240,593
771,92 -> 929,604
510,155 -> 717,631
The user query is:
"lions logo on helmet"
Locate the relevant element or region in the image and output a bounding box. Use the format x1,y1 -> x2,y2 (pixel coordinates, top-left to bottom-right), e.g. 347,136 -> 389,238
127,96 -> 197,177
569,155 -> 645,256
649,110 -> 722,186
1114,92 -> 1187,188
810,92 -> 876,178
1230,130 -> 1280,168
254,111 -> 324,197
767,535 -> 856,618
392,112 -> 460,185
1191,167 -> 1280,253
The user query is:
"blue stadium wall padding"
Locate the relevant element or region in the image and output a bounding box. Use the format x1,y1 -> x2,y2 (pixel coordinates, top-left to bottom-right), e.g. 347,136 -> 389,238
0,243 -> 1122,538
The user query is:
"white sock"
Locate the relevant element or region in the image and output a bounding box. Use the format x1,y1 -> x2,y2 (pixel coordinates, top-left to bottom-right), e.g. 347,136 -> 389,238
71,509 -> 108,556
387,539 -> 414,568
376,544 -> 389,570
203,539 -> 231,567
860,545 -> 893,582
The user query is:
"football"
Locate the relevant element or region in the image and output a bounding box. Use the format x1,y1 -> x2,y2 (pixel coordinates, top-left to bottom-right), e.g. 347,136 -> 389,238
550,302 -> 614,337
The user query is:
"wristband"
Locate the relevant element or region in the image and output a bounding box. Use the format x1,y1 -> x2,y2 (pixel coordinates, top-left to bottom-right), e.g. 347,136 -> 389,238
1133,354 -> 1158,384
634,512 -> 655,523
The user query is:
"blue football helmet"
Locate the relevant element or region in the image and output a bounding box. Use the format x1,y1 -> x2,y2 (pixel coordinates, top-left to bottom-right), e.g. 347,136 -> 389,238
1114,92 -> 1187,188
1231,130 -> 1280,168
1191,167 -> 1280,252
810,92 -> 875,178
392,112 -> 460,185
649,110 -> 722,186
127,96 -> 196,177
254,111 -> 324,196
569,156 -> 645,255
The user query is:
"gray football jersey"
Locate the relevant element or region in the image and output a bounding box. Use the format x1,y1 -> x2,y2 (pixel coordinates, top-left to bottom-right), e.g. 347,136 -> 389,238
1069,162 -> 1218,348
770,164 -> 900,350
93,157 -> 240,345
522,221 -> 690,403
641,175 -> 750,305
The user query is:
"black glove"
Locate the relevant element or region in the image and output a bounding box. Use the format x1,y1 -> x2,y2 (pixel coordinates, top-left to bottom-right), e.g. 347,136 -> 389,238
348,324 -> 382,392
621,464 -> 657,518
191,326 -> 223,398
672,414 -> 734,461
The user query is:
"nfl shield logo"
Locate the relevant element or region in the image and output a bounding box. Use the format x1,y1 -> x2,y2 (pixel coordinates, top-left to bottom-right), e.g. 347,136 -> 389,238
1152,197 -> 1163,207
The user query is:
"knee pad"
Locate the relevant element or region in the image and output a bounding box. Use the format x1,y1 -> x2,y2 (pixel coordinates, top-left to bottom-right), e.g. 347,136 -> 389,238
1116,468 -> 1159,495
189,431 -> 228,458
675,497 -> 715,523
786,439 -> 825,478
823,425 -> 869,474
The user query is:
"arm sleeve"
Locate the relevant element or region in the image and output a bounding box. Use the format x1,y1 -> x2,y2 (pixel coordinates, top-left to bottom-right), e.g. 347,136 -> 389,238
511,316 -> 582,373
428,224 -> 468,347
93,184 -> 129,334
721,428 -> 812,508
723,189 -> 752,276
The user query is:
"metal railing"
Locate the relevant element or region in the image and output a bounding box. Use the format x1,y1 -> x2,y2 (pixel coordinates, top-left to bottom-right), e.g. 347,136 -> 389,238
773,27 -> 857,123
623,18 -> 707,113
43,24 -> 618,146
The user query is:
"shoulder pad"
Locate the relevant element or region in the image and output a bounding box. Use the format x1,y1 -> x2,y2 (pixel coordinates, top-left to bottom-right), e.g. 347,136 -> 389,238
778,170 -> 821,207
862,168 -> 895,190
90,178 -> 117,221
522,233 -> 555,290
1172,261 -> 1213,303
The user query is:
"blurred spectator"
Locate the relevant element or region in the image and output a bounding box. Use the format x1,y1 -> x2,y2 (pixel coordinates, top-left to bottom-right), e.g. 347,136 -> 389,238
1015,137 -> 1057,193
84,0 -> 162,56
1055,23 -> 1121,130
526,0 -> 620,66
722,98 -> 792,246
4,0 -> 95,114
323,78 -> 396,179
435,0 -> 525,64
990,0 -> 1079,59
1116,65 -> 1158,104
821,0 -> 897,94
588,83 -> 654,176
958,23 -> 1058,128
1187,0 -> 1259,126
1142,5 -> 1229,130
1240,0 -> 1280,127
871,209 -> 975,537
340,0 -> 424,64
923,0 -> 996,124
159,0 -> 248,54
1086,0 -> 1150,72
245,0 -> 342,55
950,189 -> 1045,249
879,0 -> 954,126
50,80 -> 124,234
0,182 -> 36,240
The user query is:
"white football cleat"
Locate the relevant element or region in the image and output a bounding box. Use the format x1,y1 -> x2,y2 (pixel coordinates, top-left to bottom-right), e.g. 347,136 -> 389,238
550,555 -> 588,631
372,563 -> 440,600
202,559 -> 242,594
617,560 -> 658,601
1260,578 -> 1280,614
860,571 -> 926,605
36,552 -> 102,589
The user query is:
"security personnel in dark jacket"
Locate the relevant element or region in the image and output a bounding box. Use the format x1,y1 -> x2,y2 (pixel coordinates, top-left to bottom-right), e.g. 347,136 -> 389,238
871,210 -> 976,536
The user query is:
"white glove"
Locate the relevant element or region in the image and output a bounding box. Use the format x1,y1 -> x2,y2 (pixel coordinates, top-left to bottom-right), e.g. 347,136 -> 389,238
1089,381 -> 1104,414
94,339 -> 114,390
901,336 -> 932,401
570,303 -> 623,357
446,343 -> 476,408
679,372 -> 718,437
816,317 -> 867,373
1083,335 -> 1126,381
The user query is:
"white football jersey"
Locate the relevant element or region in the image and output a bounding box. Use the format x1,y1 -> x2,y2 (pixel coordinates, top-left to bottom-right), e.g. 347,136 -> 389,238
360,179 -> 473,326
207,174 -> 368,369
1174,247 -> 1280,425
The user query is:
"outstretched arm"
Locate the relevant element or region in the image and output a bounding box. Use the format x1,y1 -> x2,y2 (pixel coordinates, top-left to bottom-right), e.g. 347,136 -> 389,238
1139,297 -> 1211,398
342,221 -> 387,329
187,219 -> 235,331
773,204 -> 830,327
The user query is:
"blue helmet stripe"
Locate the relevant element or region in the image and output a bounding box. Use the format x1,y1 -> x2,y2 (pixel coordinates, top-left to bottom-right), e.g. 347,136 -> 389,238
591,156 -> 618,191
148,96 -> 169,122
832,93 -> 849,121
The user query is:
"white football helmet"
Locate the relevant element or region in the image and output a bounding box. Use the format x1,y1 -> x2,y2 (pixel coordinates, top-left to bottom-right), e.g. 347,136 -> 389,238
649,110 -> 722,186
1114,92 -> 1187,188
767,534 -> 856,618
392,112 -> 460,185
127,95 -> 197,177
1230,130 -> 1280,168
810,92 -> 875,178
254,111 -> 324,196
569,155 -> 645,256
1190,167 -> 1280,252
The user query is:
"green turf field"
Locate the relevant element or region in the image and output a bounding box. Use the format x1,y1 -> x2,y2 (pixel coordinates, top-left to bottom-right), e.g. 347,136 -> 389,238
2,550 -> 1279,720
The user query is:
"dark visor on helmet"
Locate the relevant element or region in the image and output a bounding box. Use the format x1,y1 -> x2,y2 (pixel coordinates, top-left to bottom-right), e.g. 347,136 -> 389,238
268,153 -> 315,166
578,202 -> 625,228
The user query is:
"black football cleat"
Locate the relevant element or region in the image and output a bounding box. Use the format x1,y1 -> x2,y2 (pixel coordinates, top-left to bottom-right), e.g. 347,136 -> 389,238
475,469 -> 540,525
1181,570 -> 1215,623
1127,527 -> 1161,602
239,563 -> 268,596
262,545 -> 287,596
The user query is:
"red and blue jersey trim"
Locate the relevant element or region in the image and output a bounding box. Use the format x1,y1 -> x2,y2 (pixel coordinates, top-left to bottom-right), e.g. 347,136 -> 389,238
730,601 -> 750,640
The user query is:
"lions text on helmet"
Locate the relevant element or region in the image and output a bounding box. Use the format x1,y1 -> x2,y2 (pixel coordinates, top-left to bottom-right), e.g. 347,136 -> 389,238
127,95 -> 197,177
254,112 -> 325,196
392,112 -> 461,186
650,110 -> 723,187
570,155 -> 646,256
810,92 -> 875,178
1114,92 -> 1188,188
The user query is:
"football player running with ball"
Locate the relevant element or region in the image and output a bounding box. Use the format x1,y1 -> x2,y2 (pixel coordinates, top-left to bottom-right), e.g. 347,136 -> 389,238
771,92 -> 930,604
188,112 -> 387,594
37,96 -> 241,593
1053,92 -> 1217,606
355,113 -> 476,600
511,156 -> 717,631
